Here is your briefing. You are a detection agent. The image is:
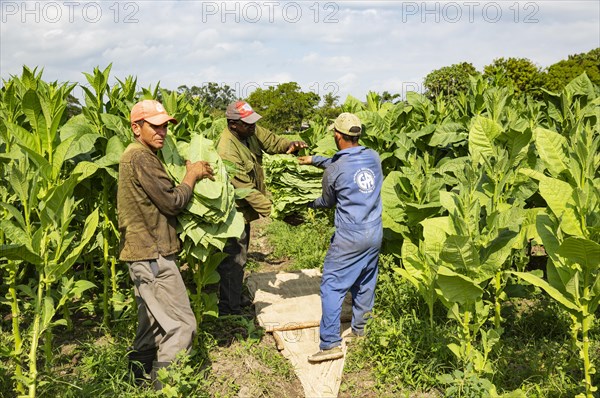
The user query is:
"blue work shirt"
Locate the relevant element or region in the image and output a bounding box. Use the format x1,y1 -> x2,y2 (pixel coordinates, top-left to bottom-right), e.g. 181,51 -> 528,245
310,146 -> 383,229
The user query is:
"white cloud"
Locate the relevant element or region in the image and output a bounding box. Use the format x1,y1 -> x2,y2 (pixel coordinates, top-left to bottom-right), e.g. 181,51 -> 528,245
1,0 -> 598,102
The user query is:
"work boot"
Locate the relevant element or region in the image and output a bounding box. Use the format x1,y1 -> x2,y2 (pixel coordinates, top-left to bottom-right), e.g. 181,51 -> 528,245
150,360 -> 171,391
346,328 -> 366,344
241,294 -> 253,308
127,347 -> 156,385
307,346 -> 344,363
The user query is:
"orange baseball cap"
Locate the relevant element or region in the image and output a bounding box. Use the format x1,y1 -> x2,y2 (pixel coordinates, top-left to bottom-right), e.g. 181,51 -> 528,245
130,100 -> 178,125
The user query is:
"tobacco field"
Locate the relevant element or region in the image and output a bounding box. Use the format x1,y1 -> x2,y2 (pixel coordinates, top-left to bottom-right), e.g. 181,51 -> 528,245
0,65 -> 599,398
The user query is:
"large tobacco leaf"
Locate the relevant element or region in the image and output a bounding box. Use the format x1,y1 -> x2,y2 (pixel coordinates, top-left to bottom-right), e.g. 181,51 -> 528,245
263,153 -> 323,219
161,133 -> 244,261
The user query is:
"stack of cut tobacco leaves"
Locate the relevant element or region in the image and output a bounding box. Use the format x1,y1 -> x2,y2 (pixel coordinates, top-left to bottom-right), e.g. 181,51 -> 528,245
161,132 -> 245,261
263,153 -> 323,220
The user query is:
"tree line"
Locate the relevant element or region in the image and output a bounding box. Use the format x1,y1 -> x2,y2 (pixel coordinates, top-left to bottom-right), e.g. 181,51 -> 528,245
66,48 -> 599,133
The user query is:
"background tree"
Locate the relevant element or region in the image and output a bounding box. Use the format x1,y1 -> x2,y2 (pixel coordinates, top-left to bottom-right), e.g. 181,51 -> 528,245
379,91 -> 401,104
544,48 -> 600,92
483,57 -> 546,96
314,92 -> 341,122
177,83 -> 236,114
423,62 -> 480,98
66,94 -> 82,118
246,82 -> 320,132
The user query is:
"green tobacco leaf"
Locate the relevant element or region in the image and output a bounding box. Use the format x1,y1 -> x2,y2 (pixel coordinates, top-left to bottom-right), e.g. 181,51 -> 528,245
72,161 -> 101,182
22,90 -> 43,137
536,213 -> 562,260
263,153 -> 323,219
534,127 -> 568,177
439,191 -> 459,218
187,134 -> 227,200
96,135 -> 126,167
100,113 -> 129,136
395,266 -> 422,291
381,171 -> 406,218
480,229 -> 519,278
436,266 -> 483,305
421,217 -> 450,261
51,209 -> 99,277
18,145 -> 52,181
202,270 -> 220,286
0,220 -> 30,248
557,237 -> 600,274
41,296 -> 56,334
405,202 -> 441,225
7,122 -> 38,153
59,114 -> 95,140
42,174 -> 80,226
429,123 -> 467,147
51,134 -> 78,180
0,202 -> 26,231
400,240 -> 426,278
563,72 -> 596,99
440,235 -> 480,274
202,292 -> 219,317
406,91 -> 431,114
62,132 -> 100,164
511,271 -> 580,314
590,273 -> 600,313
71,280 -> 97,297
342,95 -> 366,113
538,176 -> 583,236
469,116 -> 502,163
547,260 -> 579,302
509,128 -> 532,161
0,244 -> 43,266
518,167 -> 546,181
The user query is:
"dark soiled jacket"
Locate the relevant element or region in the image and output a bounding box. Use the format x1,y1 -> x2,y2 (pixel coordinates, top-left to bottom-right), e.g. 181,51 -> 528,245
216,126 -> 291,223
117,141 -> 193,262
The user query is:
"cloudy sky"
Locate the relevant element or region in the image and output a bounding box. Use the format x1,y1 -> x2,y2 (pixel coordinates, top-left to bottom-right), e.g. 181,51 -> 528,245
1,1 -> 599,102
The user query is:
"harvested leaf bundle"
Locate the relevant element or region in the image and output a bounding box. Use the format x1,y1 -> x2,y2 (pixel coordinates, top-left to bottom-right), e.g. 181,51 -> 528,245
263,153 -> 323,219
161,133 -> 244,261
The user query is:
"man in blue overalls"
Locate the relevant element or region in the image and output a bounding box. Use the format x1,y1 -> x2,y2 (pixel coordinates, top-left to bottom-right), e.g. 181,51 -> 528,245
298,113 -> 383,362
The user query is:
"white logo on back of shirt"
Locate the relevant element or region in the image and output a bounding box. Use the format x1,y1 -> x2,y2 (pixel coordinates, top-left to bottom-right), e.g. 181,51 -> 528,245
354,168 -> 376,193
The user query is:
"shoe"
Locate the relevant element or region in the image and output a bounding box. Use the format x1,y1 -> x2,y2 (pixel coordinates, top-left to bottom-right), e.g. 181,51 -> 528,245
346,330 -> 365,345
241,295 -> 253,308
307,346 -> 344,363
127,347 -> 156,386
150,361 -> 171,391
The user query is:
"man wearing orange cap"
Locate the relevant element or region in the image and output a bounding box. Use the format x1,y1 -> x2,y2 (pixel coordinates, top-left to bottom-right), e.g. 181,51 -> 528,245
118,99 -> 214,388
216,100 -> 307,315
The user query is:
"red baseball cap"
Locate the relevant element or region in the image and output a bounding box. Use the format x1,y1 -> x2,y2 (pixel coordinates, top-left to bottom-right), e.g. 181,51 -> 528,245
225,101 -> 262,124
130,100 -> 178,125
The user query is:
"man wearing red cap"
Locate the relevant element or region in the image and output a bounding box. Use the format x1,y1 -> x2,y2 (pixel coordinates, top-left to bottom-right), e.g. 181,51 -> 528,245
118,100 -> 215,388
216,100 -> 307,315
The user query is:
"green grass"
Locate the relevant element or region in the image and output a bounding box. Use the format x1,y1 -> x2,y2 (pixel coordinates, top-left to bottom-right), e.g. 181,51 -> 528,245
265,210 -> 333,270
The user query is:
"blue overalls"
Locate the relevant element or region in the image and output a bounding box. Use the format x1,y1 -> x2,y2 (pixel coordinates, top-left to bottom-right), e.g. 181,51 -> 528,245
310,146 -> 383,350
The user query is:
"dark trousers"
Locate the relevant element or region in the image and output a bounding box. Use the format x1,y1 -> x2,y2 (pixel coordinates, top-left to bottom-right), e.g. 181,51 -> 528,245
217,223 -> 250,315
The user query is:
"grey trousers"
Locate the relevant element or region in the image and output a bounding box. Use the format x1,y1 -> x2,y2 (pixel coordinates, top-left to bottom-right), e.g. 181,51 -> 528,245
128,254 -> 197,362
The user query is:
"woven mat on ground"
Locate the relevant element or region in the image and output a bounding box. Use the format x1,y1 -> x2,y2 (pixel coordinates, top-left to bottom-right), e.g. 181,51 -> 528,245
246,269 -> 352,332
273,325 -> 353,398
246,270 -> 355,398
